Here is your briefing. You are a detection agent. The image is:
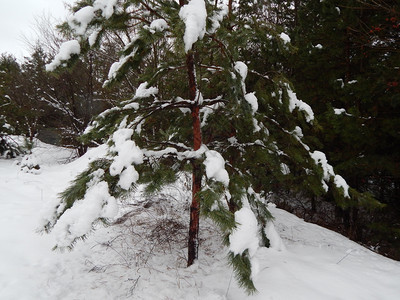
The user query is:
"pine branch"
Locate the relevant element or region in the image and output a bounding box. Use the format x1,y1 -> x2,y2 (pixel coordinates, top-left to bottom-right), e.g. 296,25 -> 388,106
132,100 -> 192,129
141,137 -> 191,151
228,251 -> 257,294
200,97 -> 228,108
139,0 -> 165,20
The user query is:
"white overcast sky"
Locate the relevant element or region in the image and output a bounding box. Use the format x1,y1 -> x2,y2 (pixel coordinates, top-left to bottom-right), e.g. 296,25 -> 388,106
0,0 -> 76,60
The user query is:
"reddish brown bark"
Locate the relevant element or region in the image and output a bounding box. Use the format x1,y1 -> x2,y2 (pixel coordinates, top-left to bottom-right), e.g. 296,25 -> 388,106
186,50 -> 202,266
188,157 -> 201,266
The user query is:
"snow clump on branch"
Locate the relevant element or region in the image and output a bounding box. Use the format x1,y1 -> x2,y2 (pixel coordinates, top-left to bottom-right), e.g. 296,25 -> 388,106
46,0 -> 118,71
68,6 -> 95,36
148,19 -> 169,33
109,128 -> 143,189
208,2 -> 229,34
284,83 -> 314,123
204,150 -> 229,186
179,0 -> 207,52
69,0 -> 118,34
279,32 -> 291,44
52,170 -> 118,247
134,82 -> 159,99
45,40 -> 81,72
311,151 -> 350,197
234,61 -> 259,114
229,206 -> 259,256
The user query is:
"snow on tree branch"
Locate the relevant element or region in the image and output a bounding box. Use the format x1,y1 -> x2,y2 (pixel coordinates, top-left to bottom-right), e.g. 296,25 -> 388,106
229,206 -> 259,256
204,150 -> 229,186
93,0 -> 118,19
146,19 -> 169,33
311,151 -> 350,197
68,0 -> 118,36
52,170 -> 118,248
105,49 -> 137,85
68,6 -> 95,36
179,0 -> 207,52
279,32 -> 291,44
134,82 -> 159,99
45,40 -> 81,72
109,128 -> 143,189
47,1 -> 118,72
284,83 -> 314,123
208,1 -> 229,34
234,61 -> 259,114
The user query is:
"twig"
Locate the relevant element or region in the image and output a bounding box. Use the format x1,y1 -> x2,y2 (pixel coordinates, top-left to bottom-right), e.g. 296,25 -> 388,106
225,269 -> 234,297
337,249 -> 353,264
128,275 -> 141,296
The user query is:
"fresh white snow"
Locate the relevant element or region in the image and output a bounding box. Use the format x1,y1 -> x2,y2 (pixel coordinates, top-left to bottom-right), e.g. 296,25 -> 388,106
311,150 -> 350,197
1,140 -> 400,299
93,0 -> 118,19
68,6 -> 95,36
208,1 -> 229,34
279,32 -> 291,44
134,82 -> 159,99
229,207 -> 259,256
68,0 -> 118,36
234,61 -> 259,115
179,0 -> 207,52
284,83 -> 314,123
45,40 -> 81,72
148,19 -> 169,33
204,149 -> 230,186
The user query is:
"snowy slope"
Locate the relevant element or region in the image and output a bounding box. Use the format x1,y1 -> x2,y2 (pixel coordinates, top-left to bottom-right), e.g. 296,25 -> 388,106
0,141 -> 399,300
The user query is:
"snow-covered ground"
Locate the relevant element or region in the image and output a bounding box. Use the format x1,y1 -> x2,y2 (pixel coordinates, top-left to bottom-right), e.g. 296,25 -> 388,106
1,140 -> 400,300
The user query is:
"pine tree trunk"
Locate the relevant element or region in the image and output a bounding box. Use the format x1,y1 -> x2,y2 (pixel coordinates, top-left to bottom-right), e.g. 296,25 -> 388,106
188,156 -> 201,266
186,50 -> 202,266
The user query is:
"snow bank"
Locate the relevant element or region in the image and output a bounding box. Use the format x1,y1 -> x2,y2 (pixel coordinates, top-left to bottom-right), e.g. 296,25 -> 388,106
1,147 -> 400,299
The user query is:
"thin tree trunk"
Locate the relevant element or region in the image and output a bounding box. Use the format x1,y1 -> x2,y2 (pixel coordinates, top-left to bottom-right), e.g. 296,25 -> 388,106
188,153 -> 201,266
294,0 -> 300,27
228,0 -> 233,19
186,50 -> 202,267
345,27 -> 351,83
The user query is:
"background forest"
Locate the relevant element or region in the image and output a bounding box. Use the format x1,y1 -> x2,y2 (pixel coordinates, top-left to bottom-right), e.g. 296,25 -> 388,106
1,0 -> 399,265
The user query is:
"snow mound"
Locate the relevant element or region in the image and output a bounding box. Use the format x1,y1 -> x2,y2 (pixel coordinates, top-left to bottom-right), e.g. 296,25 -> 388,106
0,143 -> 399,299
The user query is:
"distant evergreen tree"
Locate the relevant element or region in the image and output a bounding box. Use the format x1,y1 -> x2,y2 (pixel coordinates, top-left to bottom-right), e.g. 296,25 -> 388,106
0,54 -> 22,157
289,0 -> 400,256
41,0 -> 353,292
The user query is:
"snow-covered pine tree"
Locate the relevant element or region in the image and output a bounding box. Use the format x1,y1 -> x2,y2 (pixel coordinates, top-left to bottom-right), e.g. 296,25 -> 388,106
41,0 -> 352,293
0,55 -> 21,158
